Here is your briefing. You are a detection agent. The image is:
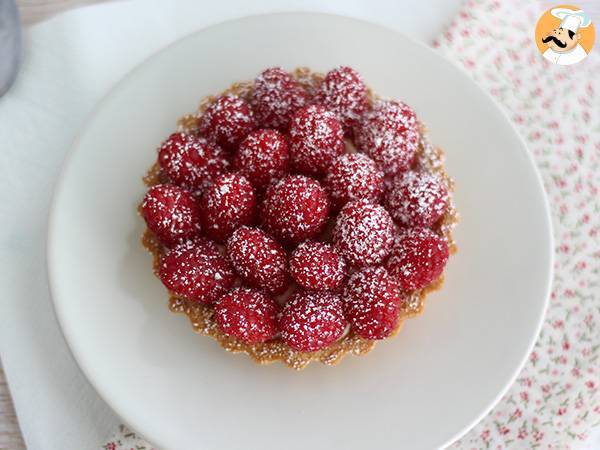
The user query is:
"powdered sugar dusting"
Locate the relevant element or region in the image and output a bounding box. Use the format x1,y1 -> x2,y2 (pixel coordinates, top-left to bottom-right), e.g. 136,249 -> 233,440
332,199 -> 394,267
199,173 -> 256,242
324,153 -> 384,209
289,241 -> 346,291
214,287 -> 279,344
261,175 -> 330,244
354,100 -> 420,176
233,129 -> 289,189
251,67 -> 308,131
288,105 -> 345,176
141,184 -> 201,247
197,95 -> 256,150
385,170 -> 449,227
139,67 -> 458,369
158,132 -> 229,194
343,266 -> 405,340
385,228 -> 450,292
226,226 -> 289,295
158,238 -> 234,303
316,66 -> 368,133
280,291 -> 347,352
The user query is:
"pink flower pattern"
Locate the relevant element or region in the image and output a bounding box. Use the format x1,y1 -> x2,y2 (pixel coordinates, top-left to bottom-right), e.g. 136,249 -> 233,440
102,425 -> 156,450
104,0 -> 599,448
434,0 -> 600,448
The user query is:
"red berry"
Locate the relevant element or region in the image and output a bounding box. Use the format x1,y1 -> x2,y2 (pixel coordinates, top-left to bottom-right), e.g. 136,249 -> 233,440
226,226 -> 289,295
198,95 -> 256,151
333,200 -> 394,267
289,105 -> 345,177
261,175 -> 330,245
199,173 -> 256,242
385,171 -> 449,228
343,267 -> 403,340
385,228 -> 449,291
316,66 -> 368,134
333,199 -> 394,267
354,100 -> 419,176
324,153 -> 384,210
158,238 -> 234,303
233,129 -> 289,189
279,291 -> 347,352
158,132 -> 229,193
214,287 -> 279,344
142,184 -> 201,247
250,67 -> 308,131
289,242 -> 346,291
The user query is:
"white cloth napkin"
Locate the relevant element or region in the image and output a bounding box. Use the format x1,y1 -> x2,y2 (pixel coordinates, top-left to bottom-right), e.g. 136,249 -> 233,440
0,1 -> 461,449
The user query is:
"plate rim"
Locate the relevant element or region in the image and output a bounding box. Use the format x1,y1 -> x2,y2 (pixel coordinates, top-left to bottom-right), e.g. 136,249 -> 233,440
46,11 -> 554,449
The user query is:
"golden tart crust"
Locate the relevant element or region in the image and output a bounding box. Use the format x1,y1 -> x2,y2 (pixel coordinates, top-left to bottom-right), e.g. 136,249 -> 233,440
140,68 -> 458,370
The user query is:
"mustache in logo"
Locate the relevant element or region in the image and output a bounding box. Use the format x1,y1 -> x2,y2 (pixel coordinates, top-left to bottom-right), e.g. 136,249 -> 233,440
542,35 -> 567,48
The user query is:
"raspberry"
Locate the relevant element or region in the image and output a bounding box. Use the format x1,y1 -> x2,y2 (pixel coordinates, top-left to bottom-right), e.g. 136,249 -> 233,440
141,184 -> 201,247
226,226 -> 289,295
198,95 -> 256,151
315,66 -> 368,134
385,228 -> 449,291
332,199 -> 394,268
261,175 -> 330,245
158,238 -> 234,303
233,129 -> 289,190
199,173 -> 256,242
288,105 -> 345,177
324,153 -> 384,210
385,170 -> 449,228
289,242 -> 346,291
343,267 -> 403,340
158,132 -> 229,193
214,287 -> 279,344
250,67 -> 308,131
354,100 -> 419,176
279,291 -> 347,352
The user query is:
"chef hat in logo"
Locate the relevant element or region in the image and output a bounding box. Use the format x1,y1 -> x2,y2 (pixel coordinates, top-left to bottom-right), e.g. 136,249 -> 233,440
551,8 -> 592,33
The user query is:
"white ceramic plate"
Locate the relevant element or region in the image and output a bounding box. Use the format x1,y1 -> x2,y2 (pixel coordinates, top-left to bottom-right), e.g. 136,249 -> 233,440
47,13 -> 553,450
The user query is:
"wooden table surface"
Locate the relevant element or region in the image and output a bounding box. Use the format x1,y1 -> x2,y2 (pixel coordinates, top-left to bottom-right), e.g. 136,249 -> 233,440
0,368 -> 25,449
3,1 -> 598,449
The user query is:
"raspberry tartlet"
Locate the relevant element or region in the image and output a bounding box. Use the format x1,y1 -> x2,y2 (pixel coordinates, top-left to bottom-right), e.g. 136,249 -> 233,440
140,67 -> 458,369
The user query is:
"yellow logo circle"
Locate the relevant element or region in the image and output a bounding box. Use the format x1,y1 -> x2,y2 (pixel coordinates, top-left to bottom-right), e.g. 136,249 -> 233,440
535,4 -> 595,65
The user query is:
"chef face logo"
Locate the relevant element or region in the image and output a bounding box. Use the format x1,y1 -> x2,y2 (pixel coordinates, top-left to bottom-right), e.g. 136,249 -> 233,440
535,5 -> 595,65
542,27 -> 580,52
